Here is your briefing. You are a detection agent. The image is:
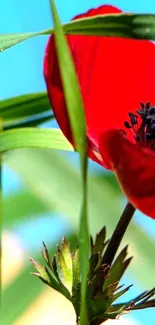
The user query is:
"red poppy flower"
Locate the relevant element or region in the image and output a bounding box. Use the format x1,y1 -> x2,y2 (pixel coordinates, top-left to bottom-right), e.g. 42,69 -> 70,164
44,5 -> 155,219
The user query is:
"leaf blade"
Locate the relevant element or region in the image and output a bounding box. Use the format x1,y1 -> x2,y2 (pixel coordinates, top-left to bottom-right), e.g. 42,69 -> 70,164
1,13 -> 155,52
0,128 -> 73,153
49,2 -> 89,323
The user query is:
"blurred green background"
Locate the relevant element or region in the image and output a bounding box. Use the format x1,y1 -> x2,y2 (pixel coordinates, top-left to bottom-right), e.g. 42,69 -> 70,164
1,0 -> 155,324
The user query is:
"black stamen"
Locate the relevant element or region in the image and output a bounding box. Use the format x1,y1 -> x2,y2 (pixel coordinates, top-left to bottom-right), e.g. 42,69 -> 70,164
140,102 -> 145,109
148,106 -> 155,115
128,112 -> 137,118
136,109 -> 146,119
124,102 -> 155,148
145,102 -> 150,110
124,121 -> 132,128
130,116 -> 138,125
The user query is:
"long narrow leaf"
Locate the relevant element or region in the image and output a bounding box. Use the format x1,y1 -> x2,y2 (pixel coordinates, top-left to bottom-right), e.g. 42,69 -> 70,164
48,1 -> 89,323
3,111 -> 53,130
0,128 -> 73,153
0,92 -> 53,130
0,92 -> 51,119
65,13 -> 155,39
1,13 -> 155,52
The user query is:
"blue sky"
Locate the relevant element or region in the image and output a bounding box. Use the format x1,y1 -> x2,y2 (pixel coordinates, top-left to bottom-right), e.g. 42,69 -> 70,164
1,1 -> 155,324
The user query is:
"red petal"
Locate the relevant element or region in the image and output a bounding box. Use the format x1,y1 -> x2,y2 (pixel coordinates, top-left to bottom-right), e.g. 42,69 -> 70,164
44,4 -> 155,168
99,129 -> 155,219
44,36 -> 73,143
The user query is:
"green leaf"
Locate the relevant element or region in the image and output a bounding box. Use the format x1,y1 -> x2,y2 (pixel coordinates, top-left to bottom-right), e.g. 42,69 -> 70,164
4,112 -> 53,130
6,148 -> 155,290
72,247 -> 81,314
49,1 -> 89,324
0,92 -> 53,129
30,257 -> 51,283
103,246 -> 132,290
89,254 -> 99,280
0,31 -> 50,52
0,128 -> 73,152
65,13 -> 155,39
57,238 -> 73,293
0,92 -> 51,118
30,257 -> 67,295
91,227 -> 108,260
2,236 -> 76,325
1,13 -> 155,52
112,285 -> 132,303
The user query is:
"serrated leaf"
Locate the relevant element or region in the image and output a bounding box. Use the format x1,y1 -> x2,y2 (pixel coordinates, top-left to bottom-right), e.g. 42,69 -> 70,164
72,247 -> 81,315
57,241 -> 72,293
104,282 -> 119,298
42,266 -> 71,301
139,288 -> 155,303
91,265 -> 109,298
52,256 -> 59,280
91,227 -> 108,259
88,282 -> 120,318
72,247 -> 80,289
89,254 -> 99,280
103,246 -> 132,290
104,304 -> 126,320
29,257 -> 51,284
112,285 -> 133,302
30,257 -> 62,293
128,288 -> 155,310
132,299 -> 155,310
61,237 -> 72,271
112,288 -> 155,313
41,242 -> 52,267
30,256 -> 71,300
88,282 -> 119,321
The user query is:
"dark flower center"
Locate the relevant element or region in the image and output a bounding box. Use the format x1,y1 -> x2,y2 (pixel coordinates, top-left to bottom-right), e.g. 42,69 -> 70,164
124,102 -> 155,150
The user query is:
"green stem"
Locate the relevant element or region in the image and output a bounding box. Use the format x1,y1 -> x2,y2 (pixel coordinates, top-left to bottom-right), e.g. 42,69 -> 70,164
102,202 -> 135,266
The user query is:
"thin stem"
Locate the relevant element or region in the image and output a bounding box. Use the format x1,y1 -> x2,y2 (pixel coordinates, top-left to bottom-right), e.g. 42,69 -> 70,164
102,202 -> 135,266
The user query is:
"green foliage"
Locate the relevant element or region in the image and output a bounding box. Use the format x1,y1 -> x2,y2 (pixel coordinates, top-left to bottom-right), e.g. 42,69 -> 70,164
31,234 -> 155,325
49,1 -> 89,323
1,2 -> 155,325
0,92 -> 51,120
0,128 -> 73,152
0,91 -> 53,130
1,13 -> 155,52
5,148 -> 155,289
103,246 -> 132,290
